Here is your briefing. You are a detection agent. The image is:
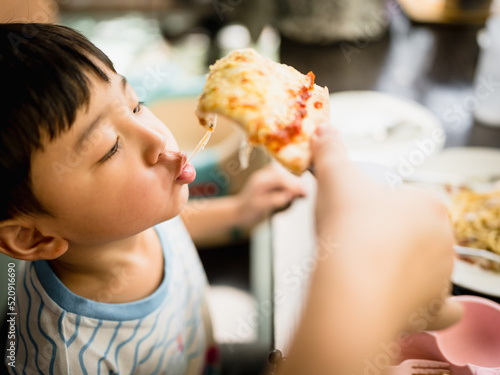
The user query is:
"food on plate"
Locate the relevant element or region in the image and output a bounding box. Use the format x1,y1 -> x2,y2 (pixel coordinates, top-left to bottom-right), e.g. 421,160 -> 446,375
449,188 -> 500,271
195,48 -> 330,175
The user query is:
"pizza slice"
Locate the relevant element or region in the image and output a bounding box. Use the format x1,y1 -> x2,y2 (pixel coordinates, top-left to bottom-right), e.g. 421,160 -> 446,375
195,48 -> 330,175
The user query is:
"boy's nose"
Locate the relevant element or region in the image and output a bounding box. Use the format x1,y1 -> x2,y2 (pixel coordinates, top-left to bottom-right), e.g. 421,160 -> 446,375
135,122 -> 167,166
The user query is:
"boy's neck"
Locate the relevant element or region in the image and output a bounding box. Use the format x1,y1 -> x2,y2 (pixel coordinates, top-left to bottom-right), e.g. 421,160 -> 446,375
48,227 -> 164,303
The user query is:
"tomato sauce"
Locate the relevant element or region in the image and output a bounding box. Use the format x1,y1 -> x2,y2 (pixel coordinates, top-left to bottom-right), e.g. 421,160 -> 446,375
264,71 -> 316,152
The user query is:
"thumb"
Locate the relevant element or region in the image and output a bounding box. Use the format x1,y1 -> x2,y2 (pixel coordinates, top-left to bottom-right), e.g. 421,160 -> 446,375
310,124 -> 348,176
311,124 -> 361,195
425,298 -> 464,332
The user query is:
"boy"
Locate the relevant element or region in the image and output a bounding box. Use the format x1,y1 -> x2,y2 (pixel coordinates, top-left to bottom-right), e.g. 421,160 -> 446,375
1,22 -> 462,375
0,23 -> 305,374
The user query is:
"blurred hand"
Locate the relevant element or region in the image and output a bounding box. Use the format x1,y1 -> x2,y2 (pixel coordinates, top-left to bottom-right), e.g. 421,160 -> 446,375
278,125 -> 462,375
235,164 -> 306,227
182,163 -> 306,245
311,124 -> 462,335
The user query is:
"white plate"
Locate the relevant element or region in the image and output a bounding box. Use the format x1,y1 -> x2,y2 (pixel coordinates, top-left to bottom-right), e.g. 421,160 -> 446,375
416,147 -> 500,298
330,91 -> 445,169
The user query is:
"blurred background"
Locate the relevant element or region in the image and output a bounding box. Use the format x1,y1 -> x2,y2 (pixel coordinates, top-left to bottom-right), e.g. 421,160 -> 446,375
2,0 -> 500,354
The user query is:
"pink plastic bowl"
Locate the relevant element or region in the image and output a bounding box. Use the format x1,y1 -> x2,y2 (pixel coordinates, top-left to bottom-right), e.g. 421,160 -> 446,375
396,296 -> 500,374
436,296 -> 500,368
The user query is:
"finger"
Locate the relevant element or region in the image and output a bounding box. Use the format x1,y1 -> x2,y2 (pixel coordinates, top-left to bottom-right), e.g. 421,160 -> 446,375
426,298 -> 464,331
311,124 -> 368,208
310,124 -> 363,197
267,190 -> 294,211
270,178 -> 307,197
255,168 -> 307,196
310,124 -> 348,178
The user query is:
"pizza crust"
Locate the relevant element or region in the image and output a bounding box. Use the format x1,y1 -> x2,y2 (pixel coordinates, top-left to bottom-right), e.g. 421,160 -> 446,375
197,48 -> 330,175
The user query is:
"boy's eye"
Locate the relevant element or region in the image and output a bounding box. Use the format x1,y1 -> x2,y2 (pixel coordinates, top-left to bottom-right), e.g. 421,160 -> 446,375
133,101 -> 144,114
99,137 -> 120,163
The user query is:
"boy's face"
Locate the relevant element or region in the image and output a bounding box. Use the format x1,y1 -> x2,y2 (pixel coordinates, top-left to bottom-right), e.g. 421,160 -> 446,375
29,67 -> 196,246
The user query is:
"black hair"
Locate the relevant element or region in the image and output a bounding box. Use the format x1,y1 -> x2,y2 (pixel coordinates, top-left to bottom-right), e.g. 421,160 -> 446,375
0,23 -> 116,221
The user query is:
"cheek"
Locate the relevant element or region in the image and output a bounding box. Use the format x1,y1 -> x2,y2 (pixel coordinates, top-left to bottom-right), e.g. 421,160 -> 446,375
54,176 -> 188,242
95,169 -> 188,223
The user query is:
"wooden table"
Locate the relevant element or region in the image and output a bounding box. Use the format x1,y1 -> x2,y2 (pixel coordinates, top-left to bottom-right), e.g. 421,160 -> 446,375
254,3 -> 500,353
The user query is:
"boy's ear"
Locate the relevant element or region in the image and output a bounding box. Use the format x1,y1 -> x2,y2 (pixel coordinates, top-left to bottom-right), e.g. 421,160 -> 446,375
0,219 -> 68,261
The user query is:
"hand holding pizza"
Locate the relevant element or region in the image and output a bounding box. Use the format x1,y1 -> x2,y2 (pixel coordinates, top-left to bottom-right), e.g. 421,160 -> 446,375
279,125 -> 463,374
311,124 -> 462,332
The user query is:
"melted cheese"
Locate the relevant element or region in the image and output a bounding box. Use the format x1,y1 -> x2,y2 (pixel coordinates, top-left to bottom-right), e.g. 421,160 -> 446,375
238,137 -> 253,170
186,115 -> 217,164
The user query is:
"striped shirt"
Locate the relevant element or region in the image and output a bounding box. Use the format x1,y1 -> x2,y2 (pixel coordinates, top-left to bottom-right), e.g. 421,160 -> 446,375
4,217 -> 218,375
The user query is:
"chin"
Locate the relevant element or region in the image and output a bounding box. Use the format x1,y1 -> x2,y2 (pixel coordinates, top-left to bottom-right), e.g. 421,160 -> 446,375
161,185 -> 190,221
179,184 -> 190,206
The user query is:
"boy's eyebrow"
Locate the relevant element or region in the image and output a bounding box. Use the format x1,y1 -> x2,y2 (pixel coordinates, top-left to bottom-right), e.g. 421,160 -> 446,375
74,75 -> 128,153
120,75 -> 128,91
74,113 -> 104,153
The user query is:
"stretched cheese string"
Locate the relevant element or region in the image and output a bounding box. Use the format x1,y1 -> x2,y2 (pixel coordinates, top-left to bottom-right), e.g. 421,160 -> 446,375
238,137 -> 253,170
186,115 -> 217,164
